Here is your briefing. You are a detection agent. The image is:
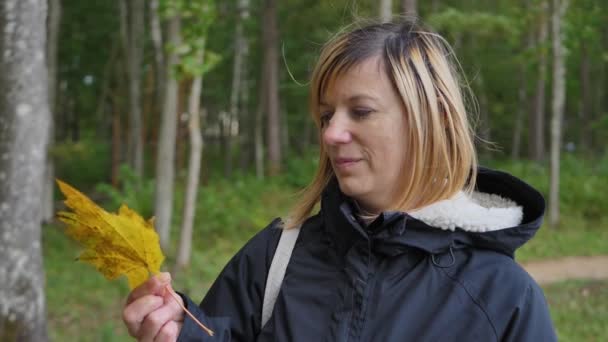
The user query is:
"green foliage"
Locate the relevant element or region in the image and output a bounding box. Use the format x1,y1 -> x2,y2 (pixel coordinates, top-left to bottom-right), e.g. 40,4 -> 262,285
428,8 -> 517,42
492,153 -> 608,221
161,0 -> 219,78
95,164 -> 156,218
544,280 -> 608,341
52,140 -> 111,191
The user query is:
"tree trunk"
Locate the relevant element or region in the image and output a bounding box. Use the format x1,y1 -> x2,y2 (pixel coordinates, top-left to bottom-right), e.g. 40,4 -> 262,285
255,54 -> 268,180
111,102 -> 122,187
121,0 -> 145,178
401,0 -> 417,16
578,41 -> 590,153
154,17 -> 181,251
42,0 -> 61,223
474,72 -> 491,145
263,0 -> 281,175
511,65 -> 527,159
380,0 -> 392,22
176,64 -> 204,270
530,0 -> 548,162
432,0 -> 440,12
226,0 -> 250,177
549,0 -> 568,227
0,0 -> 50,339
238,62 -> 251,170
149,0 -> 164,101
94,40 -> 119,139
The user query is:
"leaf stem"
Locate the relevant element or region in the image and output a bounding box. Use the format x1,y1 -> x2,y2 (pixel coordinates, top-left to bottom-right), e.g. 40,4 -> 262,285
166,285 -> 215,336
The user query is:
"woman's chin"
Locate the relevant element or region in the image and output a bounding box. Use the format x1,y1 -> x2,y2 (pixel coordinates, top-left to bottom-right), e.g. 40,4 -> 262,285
337,177 -> 367,199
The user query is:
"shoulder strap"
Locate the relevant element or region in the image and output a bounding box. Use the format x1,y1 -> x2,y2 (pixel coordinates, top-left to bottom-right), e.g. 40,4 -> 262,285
261,225 -> 301,328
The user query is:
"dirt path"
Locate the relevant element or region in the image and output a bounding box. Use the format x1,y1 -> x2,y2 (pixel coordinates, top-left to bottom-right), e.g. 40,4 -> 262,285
521,255 -> 608,285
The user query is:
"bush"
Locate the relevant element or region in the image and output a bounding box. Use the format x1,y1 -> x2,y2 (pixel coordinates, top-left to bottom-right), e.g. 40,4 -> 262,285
52,139 -> 111,192
491,153 -> 608,222
95,164 -> 156,218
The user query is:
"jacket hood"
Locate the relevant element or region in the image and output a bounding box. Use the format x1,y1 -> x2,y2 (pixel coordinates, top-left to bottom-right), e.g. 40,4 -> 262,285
320,167 -> 546,258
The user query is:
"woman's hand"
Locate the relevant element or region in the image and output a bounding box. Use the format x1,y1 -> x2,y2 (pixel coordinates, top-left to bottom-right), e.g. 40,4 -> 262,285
122,272 -> 185,341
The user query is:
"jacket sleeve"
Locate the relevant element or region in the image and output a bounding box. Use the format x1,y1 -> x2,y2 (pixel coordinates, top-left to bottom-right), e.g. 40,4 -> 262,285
177,219 -> 283,342
501,283 -> 557,342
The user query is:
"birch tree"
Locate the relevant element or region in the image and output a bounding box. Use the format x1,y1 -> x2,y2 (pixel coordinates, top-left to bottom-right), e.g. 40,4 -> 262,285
175,0 -> 218,269
176,67 -> 204,269
380,0 -> 392,22
549,0 -> 568,227
155,15 -> 181,250
226,0 -> 250,176
0,0 -> 50,339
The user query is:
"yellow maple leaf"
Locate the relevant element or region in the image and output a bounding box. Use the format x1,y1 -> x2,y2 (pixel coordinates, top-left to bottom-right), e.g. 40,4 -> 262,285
56,179 -> 165,290
55,179 -> 215,336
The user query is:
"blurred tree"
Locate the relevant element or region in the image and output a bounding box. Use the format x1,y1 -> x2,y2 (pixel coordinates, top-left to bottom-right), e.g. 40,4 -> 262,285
155,13 -> 181,251
549,0 -> 568,227
0,0 -> 50,340
120,0 -> 145,178
401,0 -> 417,16
380,0 -> 392,22
226,0 -> 250,177
263,0 -> 282,176
530,0 -> 549,162
175,0 -> 219,269
42,0 -> 62,223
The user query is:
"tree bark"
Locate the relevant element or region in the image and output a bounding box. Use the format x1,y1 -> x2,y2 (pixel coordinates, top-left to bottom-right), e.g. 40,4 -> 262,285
255,54 -> 268,180
380,0 -> 392,22
549,0 -> 568,227
530,0 -> 548,162
226,0 -> 250,177
511,65 -> 527,159
263,0 -> 281,176
238,62 -> 251,170
149,0 -> 165,101
176,61 -> 204,270
401,0 -> 417,16
0,0 -> 50,339
42,0 -> 61,223
121,0 -> 145,178
474,72 -> 491,145
155,17 -> 181,251
578,41 -> 590,153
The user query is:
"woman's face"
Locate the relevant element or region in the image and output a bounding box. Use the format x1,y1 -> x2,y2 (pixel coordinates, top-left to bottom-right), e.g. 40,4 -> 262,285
320,56 -> 408,214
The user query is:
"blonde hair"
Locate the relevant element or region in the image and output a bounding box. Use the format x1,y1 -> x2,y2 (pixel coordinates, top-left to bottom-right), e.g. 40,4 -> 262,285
285,19 -> 478,229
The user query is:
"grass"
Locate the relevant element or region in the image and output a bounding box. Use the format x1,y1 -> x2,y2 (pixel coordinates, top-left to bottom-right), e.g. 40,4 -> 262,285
544,280 -> 608,341
515,216 -> 608,263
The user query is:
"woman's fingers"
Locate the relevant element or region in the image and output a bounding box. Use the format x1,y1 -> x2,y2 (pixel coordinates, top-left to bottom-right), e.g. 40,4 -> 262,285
127,272 -> 172,305
123,294 -> 164,337
137,299 -> 184,342
153,321 -> 183,342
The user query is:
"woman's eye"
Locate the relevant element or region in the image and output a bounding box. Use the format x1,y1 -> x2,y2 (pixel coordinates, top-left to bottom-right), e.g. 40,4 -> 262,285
352,108 -> 373,118
320,111 -> 333,125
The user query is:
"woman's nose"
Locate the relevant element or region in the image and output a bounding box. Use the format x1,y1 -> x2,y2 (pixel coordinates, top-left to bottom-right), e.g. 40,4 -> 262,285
322,114 -> 352,145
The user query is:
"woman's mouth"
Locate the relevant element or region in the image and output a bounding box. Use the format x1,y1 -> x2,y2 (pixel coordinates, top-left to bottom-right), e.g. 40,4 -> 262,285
334,157 -> 361,171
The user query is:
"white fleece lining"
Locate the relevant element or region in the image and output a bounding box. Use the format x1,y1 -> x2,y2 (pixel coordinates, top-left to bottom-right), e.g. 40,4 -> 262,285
409,191 -> 523,232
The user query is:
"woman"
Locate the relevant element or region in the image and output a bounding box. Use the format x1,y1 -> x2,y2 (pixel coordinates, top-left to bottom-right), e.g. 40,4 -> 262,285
123,19 -> 556,341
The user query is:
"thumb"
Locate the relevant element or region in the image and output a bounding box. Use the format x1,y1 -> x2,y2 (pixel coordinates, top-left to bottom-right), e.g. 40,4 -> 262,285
151,272 -> 172,295
127,272 -> 173,304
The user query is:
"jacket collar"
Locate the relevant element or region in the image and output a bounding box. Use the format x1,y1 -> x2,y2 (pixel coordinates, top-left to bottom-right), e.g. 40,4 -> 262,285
320,167 -> 545,258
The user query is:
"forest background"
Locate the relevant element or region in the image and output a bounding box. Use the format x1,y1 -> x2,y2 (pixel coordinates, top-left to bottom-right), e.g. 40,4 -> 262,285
0,0 -> 607,341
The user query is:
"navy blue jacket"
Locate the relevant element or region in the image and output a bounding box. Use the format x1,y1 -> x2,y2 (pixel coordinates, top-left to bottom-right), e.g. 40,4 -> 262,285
178,168 -> 557,341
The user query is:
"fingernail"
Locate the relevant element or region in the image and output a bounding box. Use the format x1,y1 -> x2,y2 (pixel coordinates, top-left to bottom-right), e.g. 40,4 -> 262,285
158,272 -> 171,284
